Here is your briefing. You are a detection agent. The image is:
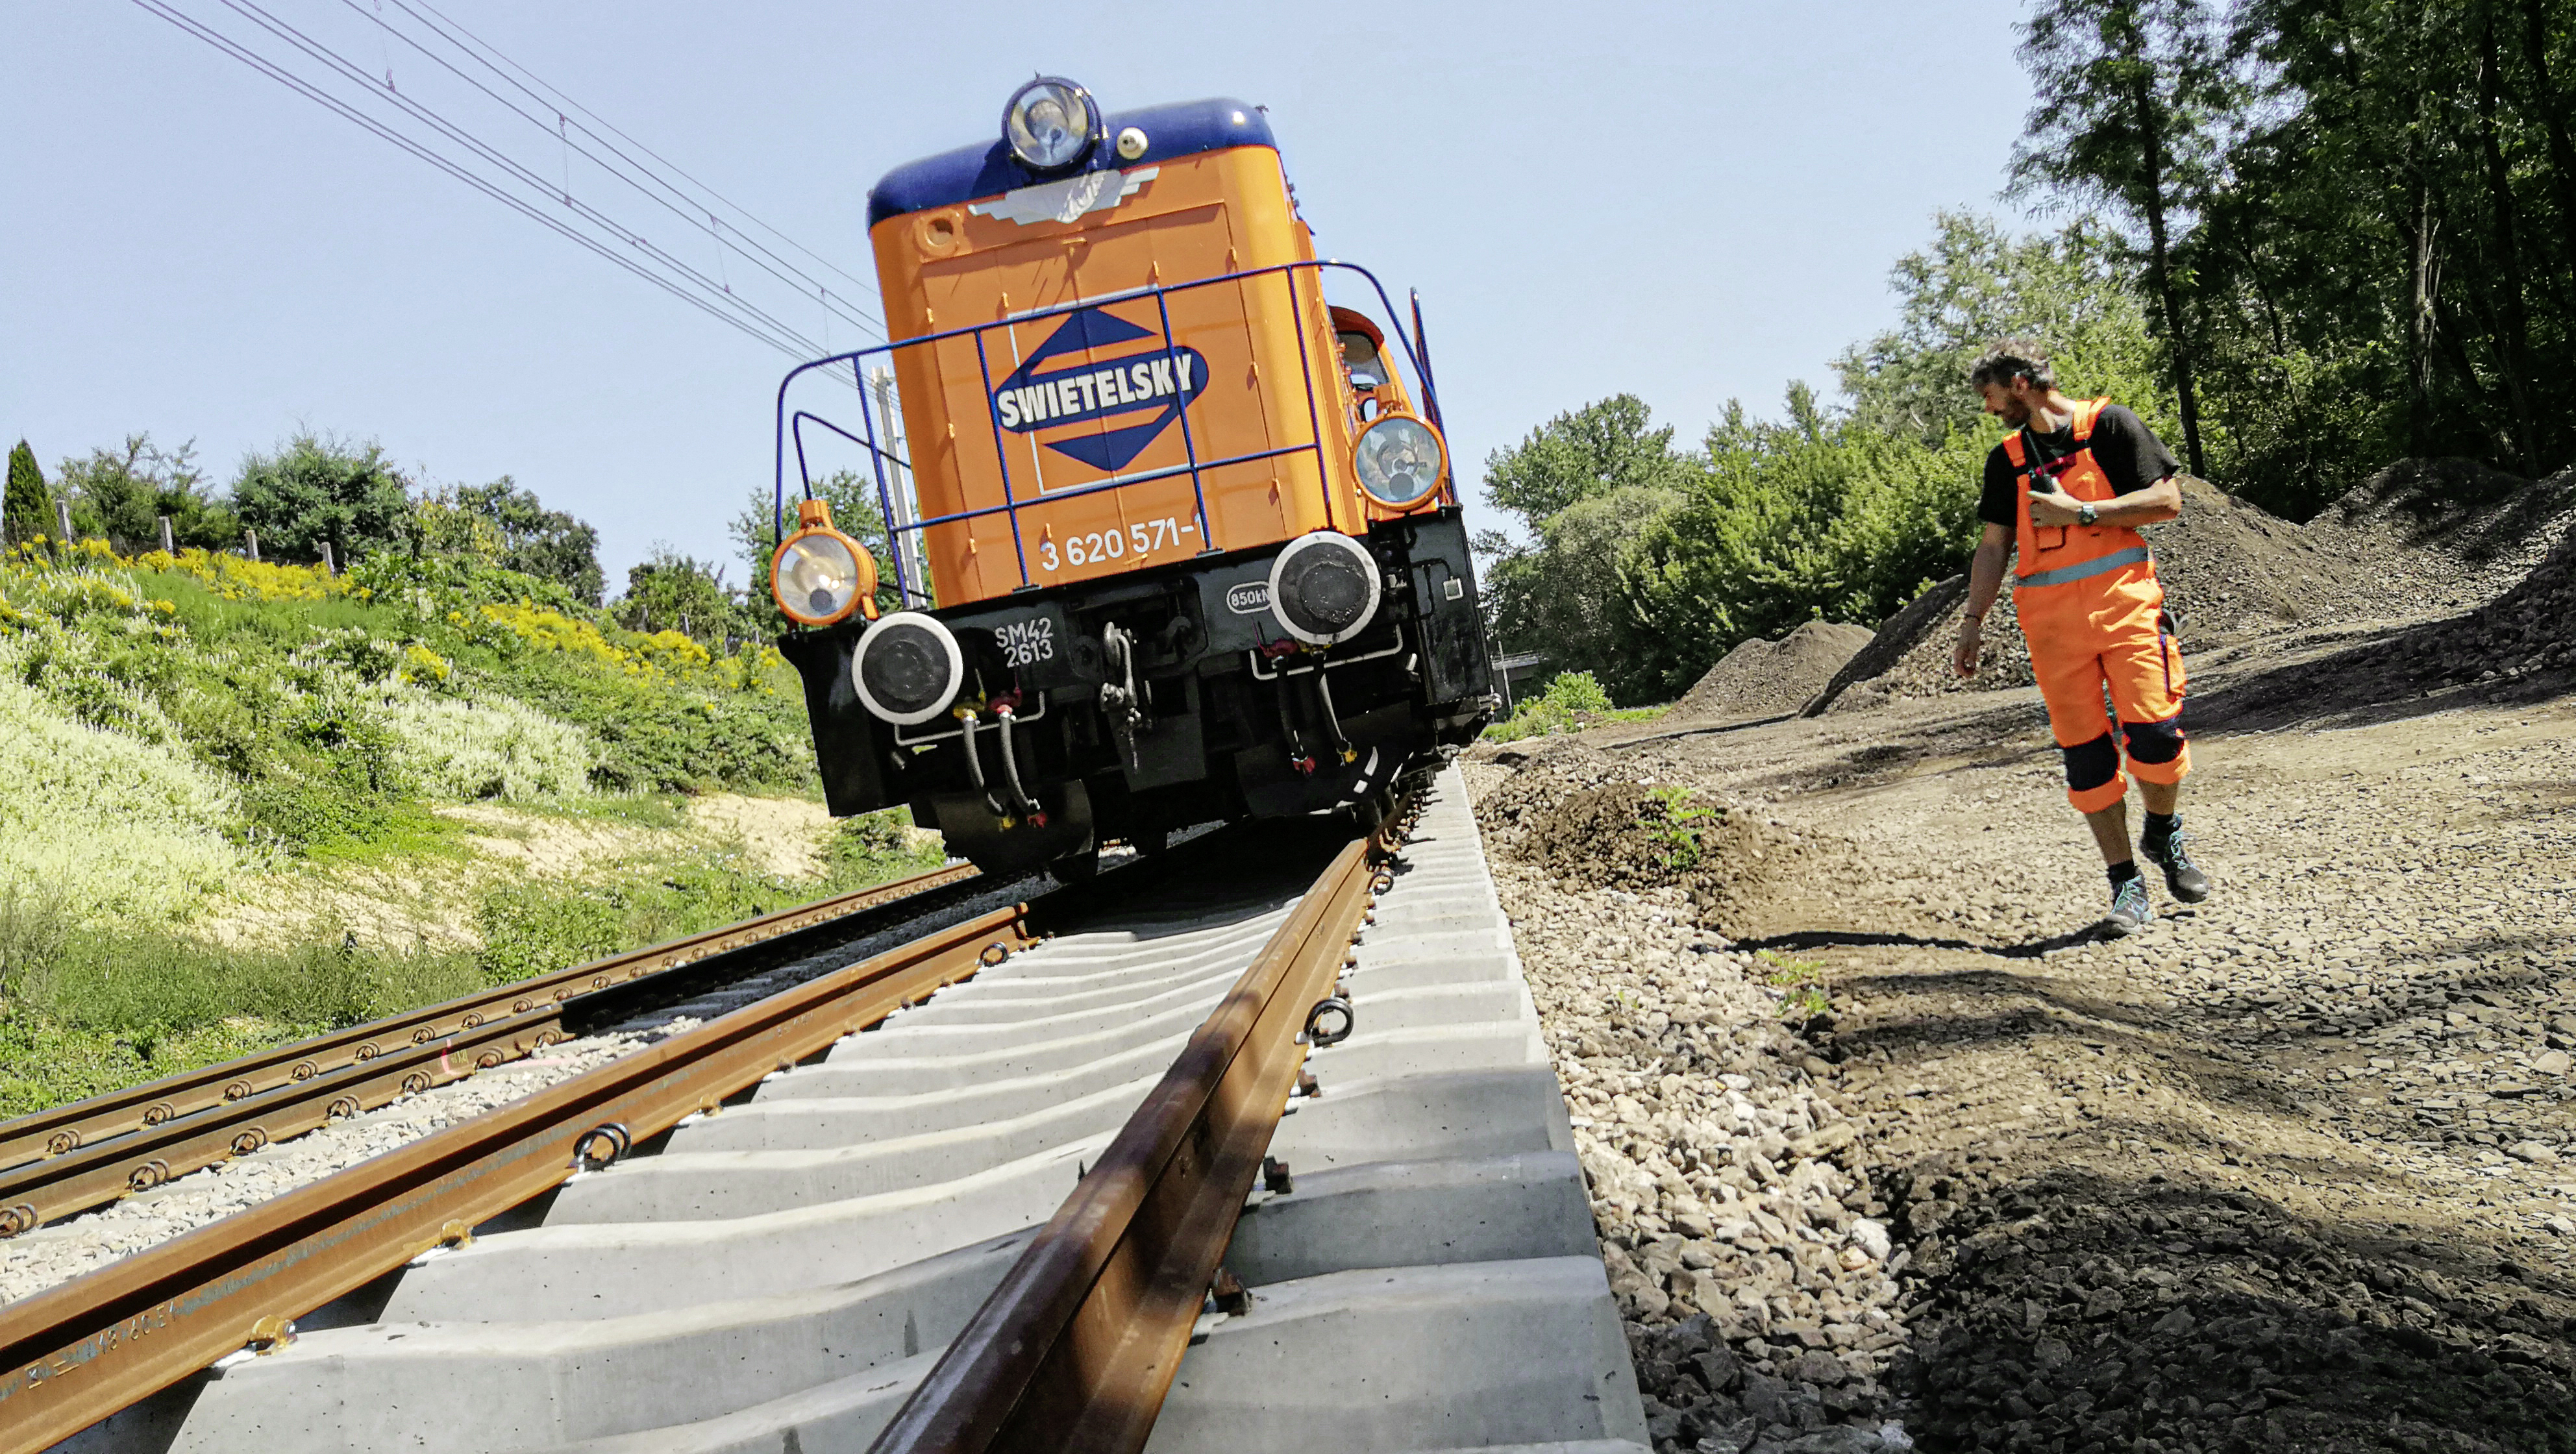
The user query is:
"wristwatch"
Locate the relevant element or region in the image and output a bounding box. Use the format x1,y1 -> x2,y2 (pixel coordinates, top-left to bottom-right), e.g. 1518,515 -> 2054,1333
2075,502 -> 2099,527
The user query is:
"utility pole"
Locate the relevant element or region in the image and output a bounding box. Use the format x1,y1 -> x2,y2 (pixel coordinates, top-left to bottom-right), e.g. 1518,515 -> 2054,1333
873,366 -> 930,607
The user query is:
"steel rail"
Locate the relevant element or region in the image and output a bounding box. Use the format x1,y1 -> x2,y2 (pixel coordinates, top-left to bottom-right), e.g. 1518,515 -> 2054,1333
867,792 -> 1419,1454
0,996 -> 576,1237
0,903 -> 1036,1454
0,863 -> 978,1177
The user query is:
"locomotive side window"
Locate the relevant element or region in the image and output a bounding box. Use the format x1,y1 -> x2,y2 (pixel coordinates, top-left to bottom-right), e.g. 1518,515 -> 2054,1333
1339,330 -> 1385,390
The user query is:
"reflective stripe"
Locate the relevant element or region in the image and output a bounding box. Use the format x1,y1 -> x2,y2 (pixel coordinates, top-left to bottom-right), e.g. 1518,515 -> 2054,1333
2016,544 -> 2150,589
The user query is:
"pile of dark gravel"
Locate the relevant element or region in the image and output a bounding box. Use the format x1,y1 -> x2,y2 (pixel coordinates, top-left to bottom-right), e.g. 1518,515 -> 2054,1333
1672,621 -> 1879,724
1812,465 -> 2575,718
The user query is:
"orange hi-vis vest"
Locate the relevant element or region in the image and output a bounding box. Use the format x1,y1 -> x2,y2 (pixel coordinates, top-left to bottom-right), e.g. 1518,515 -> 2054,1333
2005,397 -> 2155,590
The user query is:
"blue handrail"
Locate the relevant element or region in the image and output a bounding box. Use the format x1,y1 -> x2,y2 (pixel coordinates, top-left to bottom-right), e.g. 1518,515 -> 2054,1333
769,259 -> 1439,610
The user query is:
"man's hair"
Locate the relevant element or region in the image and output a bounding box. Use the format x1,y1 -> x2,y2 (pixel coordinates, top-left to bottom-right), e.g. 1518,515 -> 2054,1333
1968,340 -> 2055,391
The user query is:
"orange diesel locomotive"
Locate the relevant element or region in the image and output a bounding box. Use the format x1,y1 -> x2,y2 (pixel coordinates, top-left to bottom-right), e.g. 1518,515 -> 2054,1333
769,80 -> 1494,876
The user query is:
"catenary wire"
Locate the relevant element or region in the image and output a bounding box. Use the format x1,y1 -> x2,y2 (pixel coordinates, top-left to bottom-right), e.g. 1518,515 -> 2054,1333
332,0 -> 887,341
125,0 -> 815,361
397,0 -> 882,313
208,0 -> 836,360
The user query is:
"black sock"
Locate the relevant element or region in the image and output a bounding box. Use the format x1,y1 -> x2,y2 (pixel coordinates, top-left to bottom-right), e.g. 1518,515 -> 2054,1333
2143,811 -> 2179,850
2109,860 -> 2142,889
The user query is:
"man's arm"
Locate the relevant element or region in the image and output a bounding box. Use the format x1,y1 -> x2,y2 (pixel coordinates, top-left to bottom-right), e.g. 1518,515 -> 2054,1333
2026,472 -> 2183,527
1953,523 -> 2011,678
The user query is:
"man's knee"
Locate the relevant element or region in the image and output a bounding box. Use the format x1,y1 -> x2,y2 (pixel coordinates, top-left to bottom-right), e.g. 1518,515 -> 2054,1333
2123,715 -> 2186,765
2062,733 -> 2120,792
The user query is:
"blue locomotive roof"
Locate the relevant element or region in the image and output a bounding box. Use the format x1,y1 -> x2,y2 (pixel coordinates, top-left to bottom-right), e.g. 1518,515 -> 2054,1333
867,97 -> 1277,228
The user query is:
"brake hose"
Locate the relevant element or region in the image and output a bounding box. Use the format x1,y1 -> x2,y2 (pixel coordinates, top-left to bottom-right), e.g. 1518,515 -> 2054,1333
958,711 -> 1009,819
991,702 -> 1046,824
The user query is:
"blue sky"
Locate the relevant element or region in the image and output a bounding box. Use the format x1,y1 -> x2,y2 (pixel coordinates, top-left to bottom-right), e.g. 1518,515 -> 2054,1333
3,1 -> 2033,585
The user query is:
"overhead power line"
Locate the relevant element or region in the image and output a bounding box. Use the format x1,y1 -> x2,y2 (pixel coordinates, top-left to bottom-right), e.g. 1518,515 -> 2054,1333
338,0 -> 887,341
128,0 -> 883,369
375,0 -> 887,339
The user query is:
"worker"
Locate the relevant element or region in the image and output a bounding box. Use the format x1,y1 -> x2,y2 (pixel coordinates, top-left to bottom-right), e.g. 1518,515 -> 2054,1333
1952,340 -> 2211,935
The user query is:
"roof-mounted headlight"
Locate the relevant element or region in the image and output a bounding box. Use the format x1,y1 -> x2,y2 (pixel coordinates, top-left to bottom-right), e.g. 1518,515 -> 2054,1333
1002,77 -> 1099,173
771,498 -> 878,628
1352,413 -> 1448,510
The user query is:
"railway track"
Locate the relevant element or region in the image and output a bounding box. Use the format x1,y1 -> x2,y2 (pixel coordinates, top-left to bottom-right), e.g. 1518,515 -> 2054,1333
6,769 -> 1648,1454
0,863 -> 989,1238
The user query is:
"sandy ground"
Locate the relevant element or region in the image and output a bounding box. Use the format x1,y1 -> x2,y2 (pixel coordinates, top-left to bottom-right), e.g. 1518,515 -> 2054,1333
1471,624 -> 2576,1453
187,797 -> 837,952
686,793 -> 834,880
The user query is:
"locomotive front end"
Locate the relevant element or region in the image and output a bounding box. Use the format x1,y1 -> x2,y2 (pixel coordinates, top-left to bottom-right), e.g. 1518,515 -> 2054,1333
771,82 -> 1495,876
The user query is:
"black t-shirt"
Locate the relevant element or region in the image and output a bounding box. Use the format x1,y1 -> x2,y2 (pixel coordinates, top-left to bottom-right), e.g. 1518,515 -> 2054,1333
1977,404 -> 2181,529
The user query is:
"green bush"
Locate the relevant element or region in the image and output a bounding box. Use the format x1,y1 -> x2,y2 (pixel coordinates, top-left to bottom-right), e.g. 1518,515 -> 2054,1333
828,809 -> 946,883
230,432 -> 413,565
475,879 -> 630,987
1485,671 -> 1618,741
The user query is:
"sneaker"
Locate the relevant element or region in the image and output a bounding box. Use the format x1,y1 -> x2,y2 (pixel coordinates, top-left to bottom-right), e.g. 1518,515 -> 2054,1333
2141,826 -> 2211,903
2104,876 -> 2155,937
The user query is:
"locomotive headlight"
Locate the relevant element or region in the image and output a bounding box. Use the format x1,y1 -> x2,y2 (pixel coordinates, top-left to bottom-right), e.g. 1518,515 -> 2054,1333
1268,531 -> 1383,647
1352,414 -> 1448,510
852,611 -> 965,726
1003,77 -> 1098,172
770,499 -> 878,628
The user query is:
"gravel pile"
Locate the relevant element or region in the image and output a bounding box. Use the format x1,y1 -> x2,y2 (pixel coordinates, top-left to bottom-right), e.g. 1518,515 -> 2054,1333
1672,622 -> 1877,724
2304,459 -> 2576,615
1813,465 -> 2575,718
0,1029 -> 650,1304
2356,508 -> 2576,688
1467,759 -> 1913,1453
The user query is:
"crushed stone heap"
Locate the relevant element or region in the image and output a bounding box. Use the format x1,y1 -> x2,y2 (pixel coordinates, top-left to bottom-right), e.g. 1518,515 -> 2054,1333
1670,621 -> 1876,724
1806,464 -> 2575,716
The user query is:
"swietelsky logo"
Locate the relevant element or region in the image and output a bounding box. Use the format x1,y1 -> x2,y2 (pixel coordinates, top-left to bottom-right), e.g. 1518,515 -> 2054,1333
992,307 -> 1209,473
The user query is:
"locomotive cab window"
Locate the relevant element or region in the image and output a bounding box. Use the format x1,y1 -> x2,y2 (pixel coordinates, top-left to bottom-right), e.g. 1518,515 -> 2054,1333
1339,330 -> 1385,389
1330,307 -> 1409,421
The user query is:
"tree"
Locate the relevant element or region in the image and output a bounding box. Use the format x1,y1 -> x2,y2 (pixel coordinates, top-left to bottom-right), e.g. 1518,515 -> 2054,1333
1474,396 -> 1697,701
728,471 -> 905,618
2012,0 -> 2236,478
53,435 -> 237,552
1836,212 -> 2175,446
416,477 -> 604,604
612,548 -> 743,643
2161,0 -> 2575,503
3,441 -> 46,547
231,432 -> 414,565
1480,394 -> 1695,533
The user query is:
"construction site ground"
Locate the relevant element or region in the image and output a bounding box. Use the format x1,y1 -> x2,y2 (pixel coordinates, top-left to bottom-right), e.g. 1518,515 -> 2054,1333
1466,584 -> 2576,1453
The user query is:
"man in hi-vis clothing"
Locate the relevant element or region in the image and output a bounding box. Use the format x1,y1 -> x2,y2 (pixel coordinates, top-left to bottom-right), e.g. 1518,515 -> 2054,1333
1953,341 -> 2211,935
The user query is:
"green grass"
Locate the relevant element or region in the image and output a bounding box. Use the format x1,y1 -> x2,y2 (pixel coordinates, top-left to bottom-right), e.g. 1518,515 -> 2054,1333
0,807 -> 944,1119
1757,948 -> 1830,1025
125,567 -> 384,645
0,1014 -> 308,1120
472,811 -> 942,988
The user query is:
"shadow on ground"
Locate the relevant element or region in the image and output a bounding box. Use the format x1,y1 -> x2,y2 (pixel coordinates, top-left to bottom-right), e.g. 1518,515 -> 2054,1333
1878,1159 -> 2576,1453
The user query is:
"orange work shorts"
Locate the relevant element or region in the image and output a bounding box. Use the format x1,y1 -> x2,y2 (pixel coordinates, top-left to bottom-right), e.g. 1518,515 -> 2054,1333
2014,561 -> 2190,813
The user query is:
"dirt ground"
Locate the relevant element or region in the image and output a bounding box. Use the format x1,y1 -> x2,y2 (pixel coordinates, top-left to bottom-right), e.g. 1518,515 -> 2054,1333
1470,609 -> 2576,1453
